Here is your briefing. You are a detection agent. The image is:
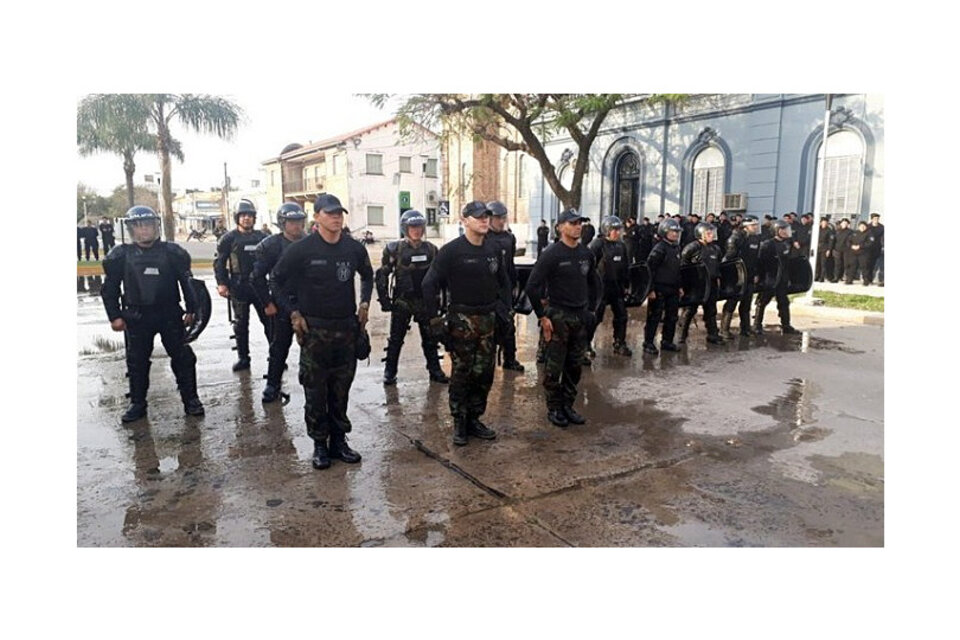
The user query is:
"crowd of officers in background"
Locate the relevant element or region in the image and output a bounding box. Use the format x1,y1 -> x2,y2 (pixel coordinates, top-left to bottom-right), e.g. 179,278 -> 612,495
98,198 -> 885,471
77,217 -> 117,261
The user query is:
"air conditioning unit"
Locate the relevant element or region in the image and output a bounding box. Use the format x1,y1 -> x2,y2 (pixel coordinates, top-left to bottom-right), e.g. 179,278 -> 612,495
723,193 -> 747,211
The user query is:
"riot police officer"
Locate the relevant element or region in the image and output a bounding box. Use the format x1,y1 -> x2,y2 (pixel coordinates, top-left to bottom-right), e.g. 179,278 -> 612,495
422,201 -> 512,446
250,202 -> 307,403
679,222 -> 724,345
642,218 -> 683,355
100,206 -> 204,422
214,199 -> 270,372
99,217 -> 116,253
485,200 -> 525,372
755,219 -> 799,334
524,208 -> 601,428
721,215 -> 761,338
376,209 -> 449,386
848,220 -> 876,285
588,215 -> 631,356
271,194 -> 374,470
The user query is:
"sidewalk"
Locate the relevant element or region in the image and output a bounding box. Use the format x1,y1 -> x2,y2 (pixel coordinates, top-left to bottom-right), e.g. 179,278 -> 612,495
810,280 -> 885,298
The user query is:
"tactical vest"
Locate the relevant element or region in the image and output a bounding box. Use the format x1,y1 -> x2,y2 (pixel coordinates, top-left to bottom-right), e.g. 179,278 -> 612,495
122,244 -> 180,308
387,240 -> 436,298
228,231 -> 266,278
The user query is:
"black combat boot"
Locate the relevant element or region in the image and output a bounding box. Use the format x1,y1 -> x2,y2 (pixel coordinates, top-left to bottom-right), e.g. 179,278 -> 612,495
753,304 -> 767,334
329,431 -> 362,463
122,402 -> 148,423
642,341 -> 659,355
720,311 -> 734,339
502,359 -> 525,372
233,329 -> 250,371
183,397 -> 205,416
467,416 -> 496,440
661,342 -> 681,352
452,417 -> 469,446
547,408 -> 569,427
382,342 -> 400,385
613,341 -> 633,356
232,357 -> 251,372
311,440 -> 331,469
262,384 -> 280,403
562,406 -> 586,425
781,325 -> 800,335
706,333 -> 724,345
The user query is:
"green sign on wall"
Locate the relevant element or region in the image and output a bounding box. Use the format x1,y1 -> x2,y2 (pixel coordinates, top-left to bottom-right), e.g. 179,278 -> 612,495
399,191 -> 411,209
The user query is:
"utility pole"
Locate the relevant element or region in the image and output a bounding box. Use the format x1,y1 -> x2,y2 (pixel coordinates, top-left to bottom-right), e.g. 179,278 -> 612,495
807,94 -> 832,302
223,162 -> 231,229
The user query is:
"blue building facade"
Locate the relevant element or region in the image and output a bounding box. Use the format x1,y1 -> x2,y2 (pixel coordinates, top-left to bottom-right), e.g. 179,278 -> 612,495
527,94 -> 883,246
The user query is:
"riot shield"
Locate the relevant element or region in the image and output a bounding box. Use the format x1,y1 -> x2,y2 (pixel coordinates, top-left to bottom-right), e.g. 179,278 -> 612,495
513,262 -> 535,315
679,263 -> 710,307
716,259 -> 747,302
786,257 -> 814,294
184,277 -> 212,344
625,263 -> 652,308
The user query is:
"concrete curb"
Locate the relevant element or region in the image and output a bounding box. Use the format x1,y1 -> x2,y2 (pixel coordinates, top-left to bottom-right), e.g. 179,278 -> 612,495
784,302 -> 883,326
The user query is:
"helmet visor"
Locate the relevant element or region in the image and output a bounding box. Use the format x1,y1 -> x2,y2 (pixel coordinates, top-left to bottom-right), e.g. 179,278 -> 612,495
125,218 -> 160,244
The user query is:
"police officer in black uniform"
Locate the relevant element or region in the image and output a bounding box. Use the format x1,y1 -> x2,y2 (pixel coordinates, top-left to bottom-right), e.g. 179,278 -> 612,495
422,201 -> 512,446
536,219 -> 550,256
214,199 -> 270,372
485,200 -> 525,372
271,194 -> 374,470
99,217 -> 116,254
867,213 -> 884,286
720,214 -> 761,338
679,222 -> 724,345
250,202 -> 307,403
80,221 -> 101,261
833,217 -> 852,283
524,208 -> 600,428
755,219 -> 799,334
848,220 -> 876,285
814,216 -> 836,282
588,215 -> 631,356
376,209 -> 449,385
101,206 -> 204,422
642,218 -> 684,355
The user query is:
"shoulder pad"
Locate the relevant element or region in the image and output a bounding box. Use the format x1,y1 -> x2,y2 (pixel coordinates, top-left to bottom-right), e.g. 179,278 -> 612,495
386,240 -> 400,255
101,245 -> 127,274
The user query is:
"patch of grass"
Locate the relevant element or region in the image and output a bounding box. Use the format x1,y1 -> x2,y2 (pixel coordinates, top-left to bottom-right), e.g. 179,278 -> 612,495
809,290 -> 884,312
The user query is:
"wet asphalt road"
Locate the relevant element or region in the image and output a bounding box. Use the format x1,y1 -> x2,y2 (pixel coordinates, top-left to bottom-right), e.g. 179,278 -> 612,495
76,272 -> 883,547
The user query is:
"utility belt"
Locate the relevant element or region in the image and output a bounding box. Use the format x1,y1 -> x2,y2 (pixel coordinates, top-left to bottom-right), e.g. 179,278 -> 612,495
304,315 -> 358,332
122,303 -> 183,322
448,301 -> 497,315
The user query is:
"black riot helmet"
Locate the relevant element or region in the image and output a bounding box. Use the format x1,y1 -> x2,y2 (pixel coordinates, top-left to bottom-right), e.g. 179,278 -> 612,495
124,205 -> 161,244
486,200 -> 509,217
600,215 -> 623,238
276,202 -> 306,226
695,222 -> 717,242
234,199 -> 257,223
658,218 -> 682,242
400,209 -> 427,235
773,219 -> 793,239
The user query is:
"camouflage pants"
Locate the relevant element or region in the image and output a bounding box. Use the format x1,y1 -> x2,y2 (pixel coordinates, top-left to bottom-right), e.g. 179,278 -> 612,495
298,321 -> 357,442
542,307 -> 590,411
445,311 -> 496,420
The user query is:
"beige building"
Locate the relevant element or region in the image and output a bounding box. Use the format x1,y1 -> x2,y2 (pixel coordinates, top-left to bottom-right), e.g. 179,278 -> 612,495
441,127 -> 533,251
262,119 -> 441,240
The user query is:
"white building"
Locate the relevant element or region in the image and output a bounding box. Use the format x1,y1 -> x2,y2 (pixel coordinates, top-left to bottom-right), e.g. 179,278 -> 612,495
262,119 -> 442,240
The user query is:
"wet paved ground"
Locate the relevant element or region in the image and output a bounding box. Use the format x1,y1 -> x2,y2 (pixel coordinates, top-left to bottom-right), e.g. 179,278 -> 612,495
77,272 -> 883,547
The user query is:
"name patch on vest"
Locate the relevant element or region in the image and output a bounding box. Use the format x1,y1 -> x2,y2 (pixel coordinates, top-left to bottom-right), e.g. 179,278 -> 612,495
143,267 -> 160,275
310,259 -> 328,266
244,245 -> 258,251
613,256 -> 622,262
411,255 -> 427,263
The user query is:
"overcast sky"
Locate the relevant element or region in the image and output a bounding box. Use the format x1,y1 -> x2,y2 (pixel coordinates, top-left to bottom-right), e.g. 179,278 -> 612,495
77,94 -> 398,196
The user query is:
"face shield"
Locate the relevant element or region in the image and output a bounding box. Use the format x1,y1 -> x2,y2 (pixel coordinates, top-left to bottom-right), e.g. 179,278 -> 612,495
126,218 -> 160,244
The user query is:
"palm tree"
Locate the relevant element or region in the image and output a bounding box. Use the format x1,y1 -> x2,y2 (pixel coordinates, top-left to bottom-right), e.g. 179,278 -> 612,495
142,94 -> 243,241
77,94 -> 161,210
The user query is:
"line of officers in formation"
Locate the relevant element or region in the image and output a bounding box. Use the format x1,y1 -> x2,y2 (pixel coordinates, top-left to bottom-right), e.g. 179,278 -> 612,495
98,197 -> 879,472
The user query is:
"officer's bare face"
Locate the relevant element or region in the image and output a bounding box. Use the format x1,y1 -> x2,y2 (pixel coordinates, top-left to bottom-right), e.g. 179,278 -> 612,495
666,230 -> 679,243
562,219 -> 582,240
316,210 -> 343,233
702,229 -> 715,244
463,214 -> 489,235
489,216 -> 505,232
608,228 -> 621,241
406,225 -> 425,242
238,213 -> 255,230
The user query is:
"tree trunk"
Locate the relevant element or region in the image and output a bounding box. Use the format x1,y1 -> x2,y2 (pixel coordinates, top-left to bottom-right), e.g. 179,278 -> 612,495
123,150 -> 136,209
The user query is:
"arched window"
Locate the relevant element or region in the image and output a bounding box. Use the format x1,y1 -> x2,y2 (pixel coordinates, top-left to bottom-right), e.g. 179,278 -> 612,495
815,130 -> 864,218
691,146 -> 724,215
615,152 -> 640,220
